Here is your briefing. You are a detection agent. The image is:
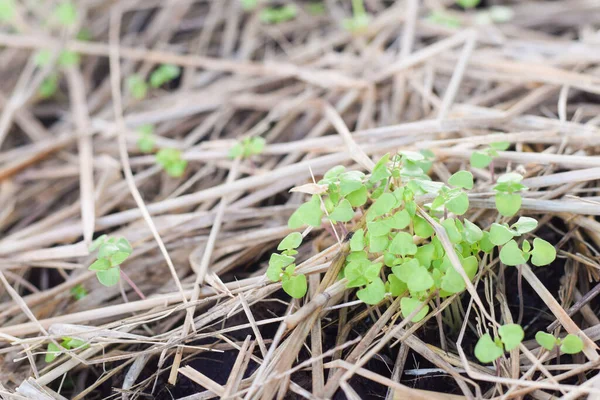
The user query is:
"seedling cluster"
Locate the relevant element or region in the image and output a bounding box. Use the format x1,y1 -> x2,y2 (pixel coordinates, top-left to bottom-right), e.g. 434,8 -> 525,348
267,145 -> 559,363
126,64 -> 181,100
88,235 -> 133,287
228,137 -> 266,159
46,337 -> 88,363
156,148 -> 187,178
474,324 -> 524,363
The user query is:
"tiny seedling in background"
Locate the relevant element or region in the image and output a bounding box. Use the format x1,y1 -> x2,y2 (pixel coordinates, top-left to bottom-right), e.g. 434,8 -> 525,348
425,10 -> 461,28
53,1 -> 78,27
34,50 -> 53,67
456,0 -> 481,9
39,74 -> 59,99
127,74 -> 148,100
474,324 -> 524,363
136,124 -> 155,153
46,337 -> 88,363
58,51 -> 80,67
535,332 -> 584,354
229,137 -> 266,159
0,0 -> 15,22
260,4 -> 298,24
156,148 -> 187,178
470,141 -> 509,169
70,284 -> 87,300
343,0 -> 370,32
150,64 -> 181,88
88,235 -> 133,287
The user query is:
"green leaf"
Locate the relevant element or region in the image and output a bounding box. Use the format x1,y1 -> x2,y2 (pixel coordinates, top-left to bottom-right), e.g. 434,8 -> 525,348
530,238 -> 556,267
448,171 -> 474,190
357,278 -> 386,305
400,297 -> 429,322
367,220 -> 391,237
45,342 -> 61,363
368,193 -> 396,218
560,334 -> 584,354
266,264 -> 283,282
535,331 -> 557,351
499,240 -> 526,266
345,185 -> 368,207
109,251 -> 130,267
39,75 -> 59,99
278,232 -> 303,251
89,235 -> 107,252
282,273 -> 307,298
406,266 -> 434,292
54,1 -> 77,26
350,229 -> 364,252
269,253 -> 295,270
415,244 -> 436,268
498,324 -> 524,351
384,209 -> 410,230
413,215 -> 434,238
480,231 -> 495,253
323,165 -> 345,181
387,274 -> 407,296
288,195 -> 323,228
470,151 -> 492,169
446,192 -> 469,215
474,333 -> 503,363
364,263 -> 382,282
88,258 -> 110,271
497,172 -> 524,185
127,75 -> 148,100
96,267 -> 120,286
392,258 -> 420,283
463,219 -> 483,244
369,154 -> 391,183
248,137 -> 265,155
165,160 -> 187,178
70,284 -> 87,300
58,51 -> 80,67
457,0 -> 481,9
260,4 -> 298,24
389,232 -> 417,256
330,199 -> 354,223
115,238 -> 133,254
150,64 -> 181,88
490,141 -> 510,151
495,192 -> 522,217
368,233 -> 389,253
522,239 -> 531,253
512,217 -> 538,234
489,223 -> 515,246
137,134 -> 154,153
442,218 -> 462,244
34,50 -> 52,67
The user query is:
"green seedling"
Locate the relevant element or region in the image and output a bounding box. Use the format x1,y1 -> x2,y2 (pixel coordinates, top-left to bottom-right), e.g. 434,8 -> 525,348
260,4 -> 298,24
431,170 -> 473,215
156,148 -> 187,178
136,124 -> 155,153
470,141 -> 509,169
58,51 -> 80,67
127,74 -> 148,100
474,324 -> 524,363
229,137 -> 265,159
535,332 -> 584,354
493,172 -> 527,217
39,74 -> 59,99
343,0 -> 370,32
70,284 -> 87,300
267,232 -> 307,298
456,0 -> 481,9
0,0 -> 15,22
46,336 -> 88,363
425,10 -> 461,28
150,64 -> 181,88
53,1 -> 77,26
88,235 -> 133,287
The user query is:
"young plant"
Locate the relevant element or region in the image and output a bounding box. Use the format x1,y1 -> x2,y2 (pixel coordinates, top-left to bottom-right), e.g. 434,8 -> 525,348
38,74 -> 59,99
127,74 -> 148,100
156,148 -> 187,178
343,0 -> 370,32
259,5 -> 298,24
267,232 -> 307,298
53,1 -> 77,27
228,137 -> 266,159
431,170 -> 474,215
70,284 -> 87,300
470,141 -> 509,181
535,332 -> 584,354
456,0 -> 481,9
150,64 -> 181,88
88,235 -> 133,287
474,324 -> 524,363
493,172 -> 527,217
136,124 -> 155,153
46,337 -> 88,363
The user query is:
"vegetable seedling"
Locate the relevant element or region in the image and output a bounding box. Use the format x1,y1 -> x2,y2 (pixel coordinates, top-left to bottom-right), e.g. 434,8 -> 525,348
88,235 -> 133,287
150,64 -> 181,88
456,0 -> 481,9
127,74 -> 148,100
46,337 -> 88,363
535,332 -> 584,354
156,148 -> 187,178
474,324 -> 524,363
229,137 -> 266,159
260,5 -> 298,24
136,124 -> 155,153
267,232 -> 307,298
70,284 -> 87,300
